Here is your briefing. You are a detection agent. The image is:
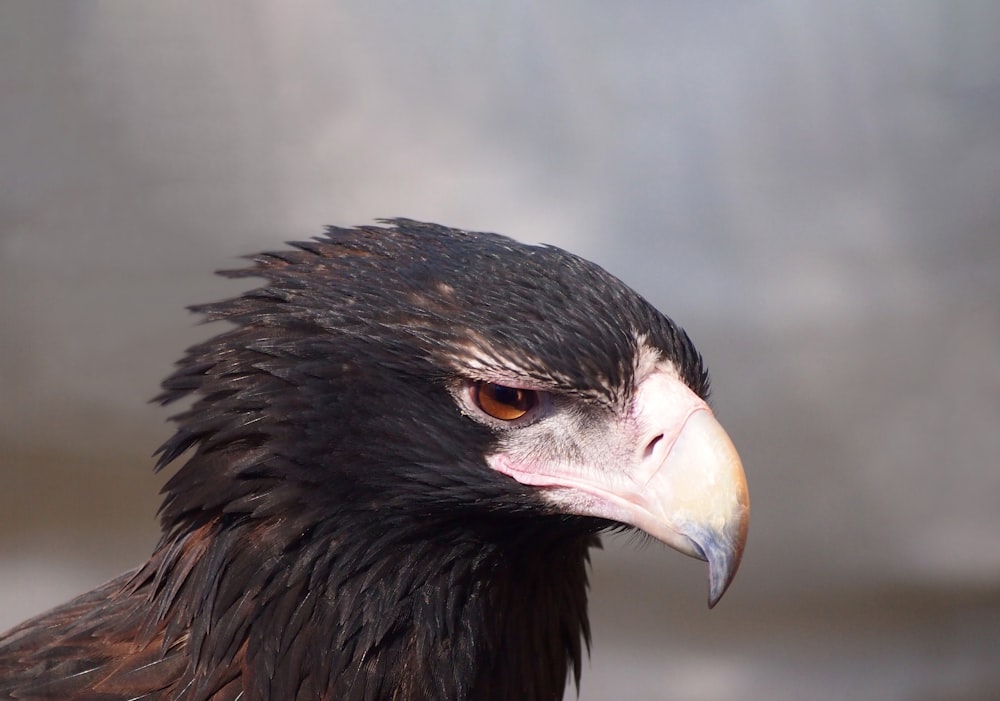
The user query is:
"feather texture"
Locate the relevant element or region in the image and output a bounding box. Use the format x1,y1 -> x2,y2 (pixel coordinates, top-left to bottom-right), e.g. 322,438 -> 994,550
0,220 -> 709,700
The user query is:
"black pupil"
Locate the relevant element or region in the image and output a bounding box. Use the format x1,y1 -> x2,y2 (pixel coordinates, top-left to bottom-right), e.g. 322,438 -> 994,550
492,385 -> 523,407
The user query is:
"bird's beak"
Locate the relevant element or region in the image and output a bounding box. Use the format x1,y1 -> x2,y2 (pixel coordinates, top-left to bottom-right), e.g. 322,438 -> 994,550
488,368 -> 749,607
616,370 -> 749,607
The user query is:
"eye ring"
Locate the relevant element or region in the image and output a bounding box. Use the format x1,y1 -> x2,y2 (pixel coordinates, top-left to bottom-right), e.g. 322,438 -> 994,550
473,382 -> 538,421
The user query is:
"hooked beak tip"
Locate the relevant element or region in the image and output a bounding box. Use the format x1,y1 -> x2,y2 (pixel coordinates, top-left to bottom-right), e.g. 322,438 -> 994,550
706,532 -> 746,608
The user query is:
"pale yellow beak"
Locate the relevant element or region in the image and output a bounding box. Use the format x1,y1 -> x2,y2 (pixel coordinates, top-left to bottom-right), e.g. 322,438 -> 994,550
487,368 -> 749,607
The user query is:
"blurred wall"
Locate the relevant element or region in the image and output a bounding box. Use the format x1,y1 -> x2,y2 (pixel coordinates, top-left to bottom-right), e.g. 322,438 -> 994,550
2,2 -> 999,698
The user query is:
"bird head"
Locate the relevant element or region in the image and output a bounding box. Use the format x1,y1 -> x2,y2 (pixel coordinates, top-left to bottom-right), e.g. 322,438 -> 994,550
155,219 -> 748,606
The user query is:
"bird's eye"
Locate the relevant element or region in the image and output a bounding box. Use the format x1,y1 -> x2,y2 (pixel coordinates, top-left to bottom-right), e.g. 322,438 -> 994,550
474,382 -> 538,421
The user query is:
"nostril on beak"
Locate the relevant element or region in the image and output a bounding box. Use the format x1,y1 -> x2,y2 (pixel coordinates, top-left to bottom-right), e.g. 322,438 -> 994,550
643,433 -> 664,461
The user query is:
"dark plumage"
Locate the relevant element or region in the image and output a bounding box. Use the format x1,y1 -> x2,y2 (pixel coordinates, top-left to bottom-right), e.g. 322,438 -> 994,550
0,220 -> 748,700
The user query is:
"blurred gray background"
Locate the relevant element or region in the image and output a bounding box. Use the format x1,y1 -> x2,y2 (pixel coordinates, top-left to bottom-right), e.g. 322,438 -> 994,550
2,2 -> 999,699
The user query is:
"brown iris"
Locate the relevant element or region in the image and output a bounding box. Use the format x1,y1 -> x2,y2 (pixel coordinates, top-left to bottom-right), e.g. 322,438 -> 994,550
474,382 -> 538,421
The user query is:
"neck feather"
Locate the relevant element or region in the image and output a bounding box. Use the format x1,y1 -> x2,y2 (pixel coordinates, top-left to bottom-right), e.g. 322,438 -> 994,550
129,513 -> 597,701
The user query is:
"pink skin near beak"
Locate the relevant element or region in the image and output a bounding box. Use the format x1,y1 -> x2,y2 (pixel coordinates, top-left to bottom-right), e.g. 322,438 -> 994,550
487,369 -> 749,607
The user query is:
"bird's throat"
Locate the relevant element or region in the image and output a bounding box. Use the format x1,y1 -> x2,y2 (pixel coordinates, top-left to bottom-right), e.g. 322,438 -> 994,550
134,516 -> 597,700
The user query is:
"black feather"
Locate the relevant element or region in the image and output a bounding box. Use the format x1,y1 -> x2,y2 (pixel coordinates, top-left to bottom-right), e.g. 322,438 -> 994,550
0,220 -> 707,700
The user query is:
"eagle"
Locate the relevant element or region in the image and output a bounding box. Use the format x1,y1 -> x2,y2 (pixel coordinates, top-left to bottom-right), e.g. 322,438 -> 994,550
0,220 -> 748,700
